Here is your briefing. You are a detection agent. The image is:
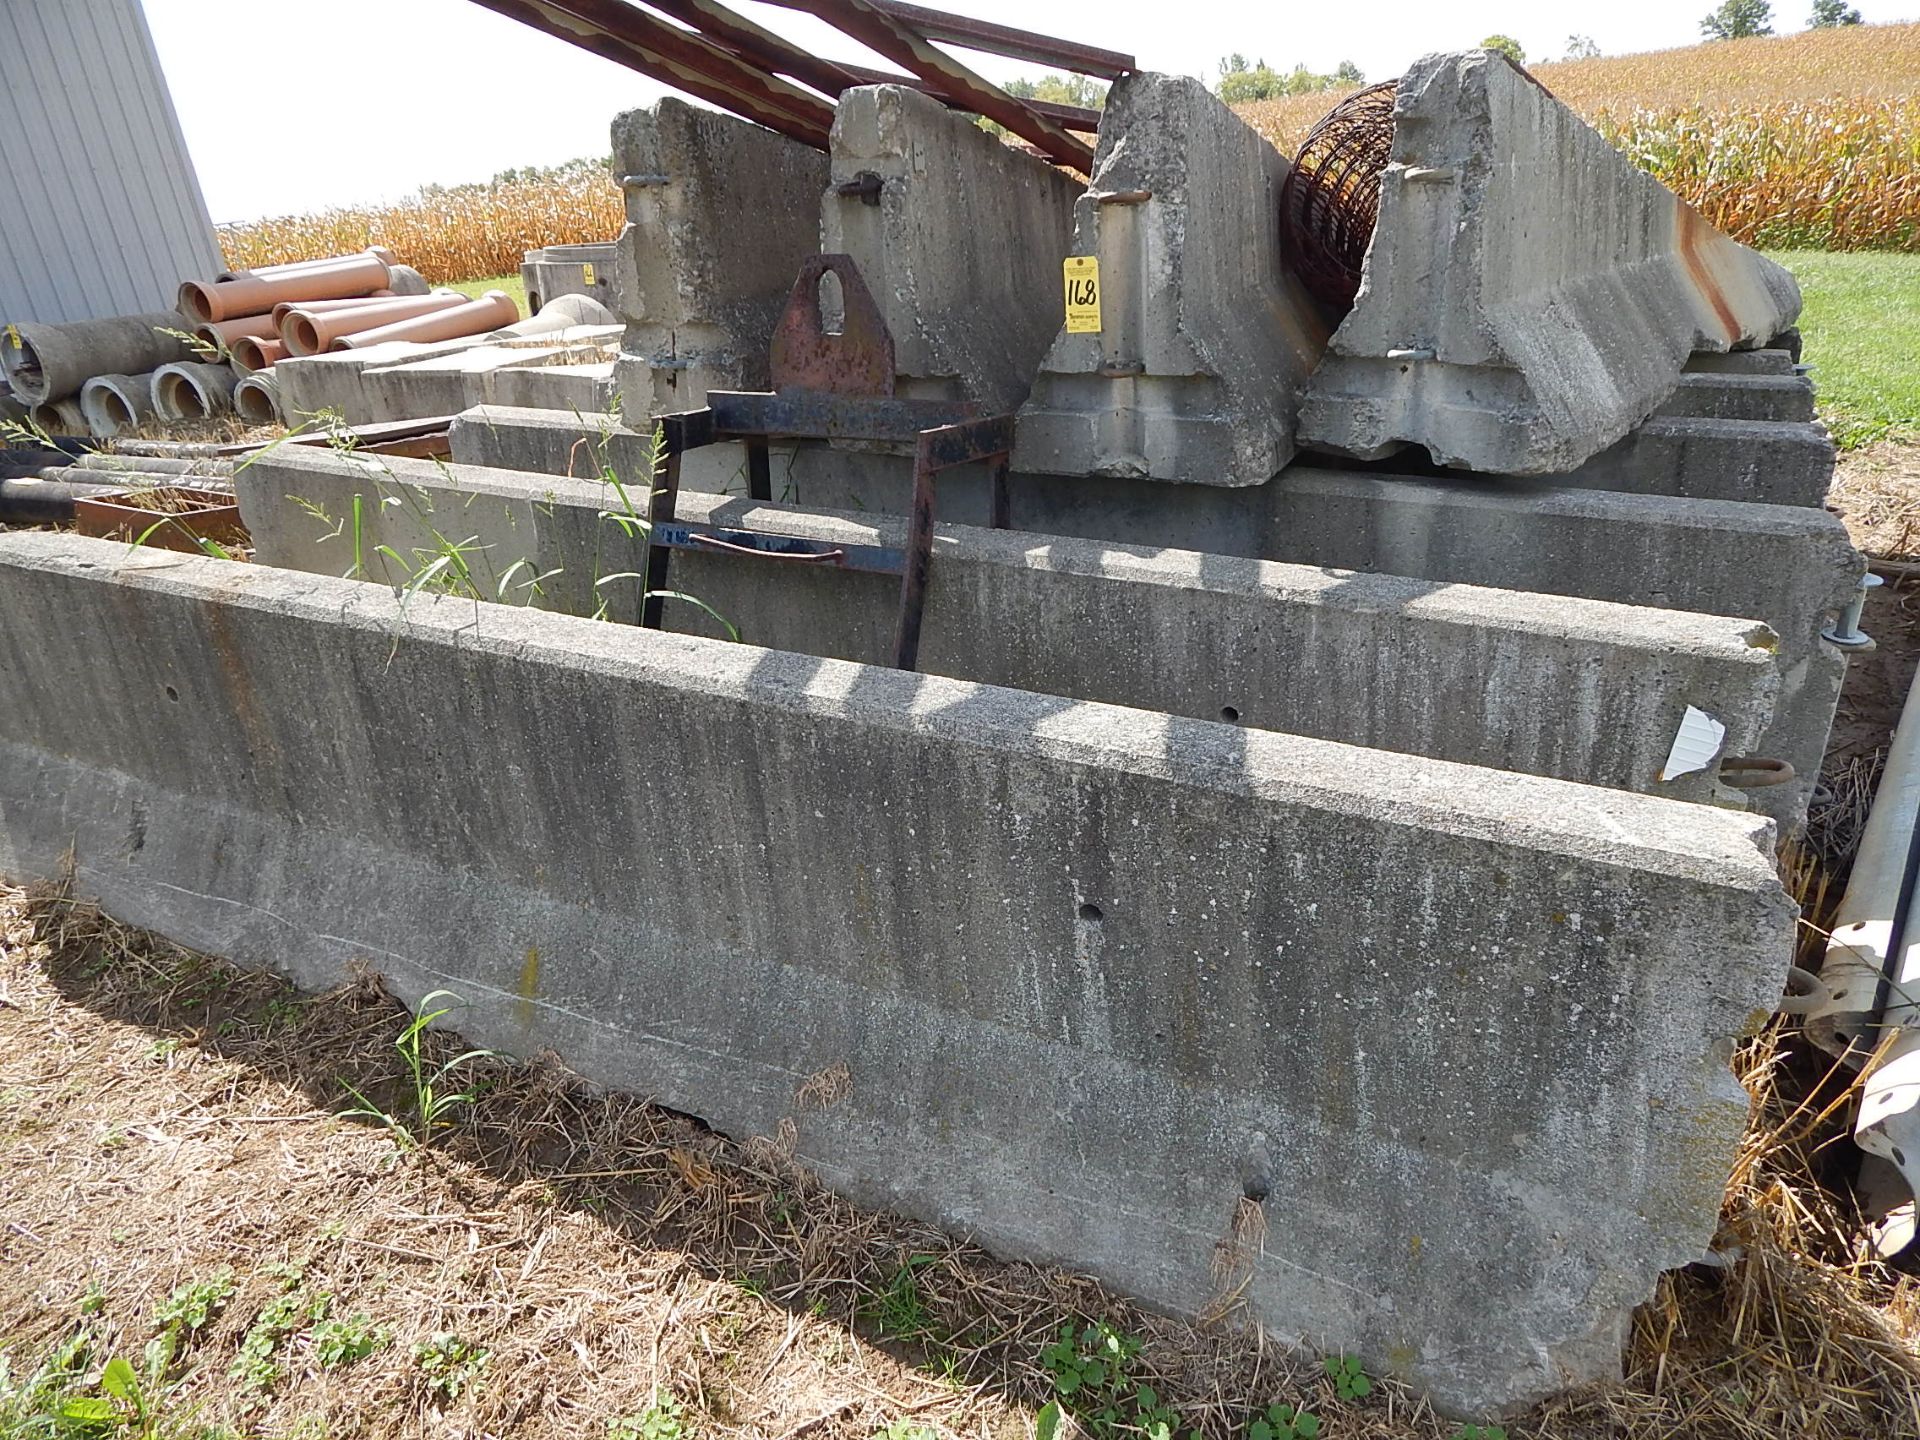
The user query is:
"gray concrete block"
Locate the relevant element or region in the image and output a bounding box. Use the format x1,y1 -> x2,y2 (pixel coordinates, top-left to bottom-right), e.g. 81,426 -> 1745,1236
0,529 -> 1796,1414
236,447 -> 1784,803
358,342 -> 616,423
276,338 -> 487,423
1299,51 -> 1801,475
1014,72 -> 1329,487
774,448 -> 1858,828
482,362 -> 616,414
610,99 -> 830,418
521,242 -> 621,313
449,403 -> 775,496
1685,348 -> 1795,376
824,85 -> 1080,413
1554,417 -> 1834,507
1655,373 -> 1818,423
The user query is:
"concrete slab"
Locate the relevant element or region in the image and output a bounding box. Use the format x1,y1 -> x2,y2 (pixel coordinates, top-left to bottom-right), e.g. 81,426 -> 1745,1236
1655,373 -> 1817,423
276,338 -> 488,423
358,342 -> 615,422
1685,348 -> 1796,377
610,99 -> 830,419
1556,417 -> 1833,507
449,403 -> 779,496
823,85 -> 1080,413
236,448 -> 1784,804
1013,72 -> 1330,487
774,448 -> 1858,828
0,529 -> 1796,1414
1298,50 -> 1802,475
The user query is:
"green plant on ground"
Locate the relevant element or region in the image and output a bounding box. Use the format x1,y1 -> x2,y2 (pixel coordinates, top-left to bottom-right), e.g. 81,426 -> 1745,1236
862,1255 -> 937,1341
149,1270 -> 235,1344
609,1394 -> 687,1440
338,989 -> 497,1150
412,1331 -> 490,1403
312,1314 -> 388,1369
1450,1427 -> 1508,1440
229,1286 -> 330,1393
1323,1354 -> 1374,1402
1037,1323 -> 1194,1440
1250,1401 -> 1322,1440
873,1422 -> 936,1440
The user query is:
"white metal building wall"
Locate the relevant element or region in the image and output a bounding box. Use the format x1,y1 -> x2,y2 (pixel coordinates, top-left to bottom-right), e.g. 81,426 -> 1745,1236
0,0 -> 222,325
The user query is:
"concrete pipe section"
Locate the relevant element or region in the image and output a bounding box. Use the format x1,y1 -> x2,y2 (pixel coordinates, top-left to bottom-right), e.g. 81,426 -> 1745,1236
232,372 -> 282,424
0,311 -> 198,405
230,336 -> 288,373
25,396 -> 87,435
78,372 -> 159,436
150,362 -> 238,422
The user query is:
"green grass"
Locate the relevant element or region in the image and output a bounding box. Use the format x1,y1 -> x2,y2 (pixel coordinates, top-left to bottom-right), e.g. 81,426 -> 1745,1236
1769,250 -> 1920,448
444,274 -> 528,315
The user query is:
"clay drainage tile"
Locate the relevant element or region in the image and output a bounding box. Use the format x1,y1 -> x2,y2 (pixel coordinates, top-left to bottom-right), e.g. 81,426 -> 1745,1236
178,248 -> 394,324
229,336 -> 288,373
280,291 -> 468,356
333,290 -> 520,349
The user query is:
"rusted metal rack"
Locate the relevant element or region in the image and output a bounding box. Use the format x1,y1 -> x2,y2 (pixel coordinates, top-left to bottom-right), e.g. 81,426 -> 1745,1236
640,255 -> 1013,670
464,0 -> 1129,168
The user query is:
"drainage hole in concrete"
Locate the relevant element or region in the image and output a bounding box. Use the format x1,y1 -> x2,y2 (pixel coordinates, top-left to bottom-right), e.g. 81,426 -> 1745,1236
1220,705 -> 1240,723
1078,902 -> 1103,923
164,685 -> 179,702
1243,1176 -> 1272,1203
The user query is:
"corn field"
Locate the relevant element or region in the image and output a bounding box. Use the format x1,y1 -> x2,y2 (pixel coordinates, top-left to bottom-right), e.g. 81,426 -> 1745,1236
217,164 -> 624,284
1240,20 -> 1920,252
217,23 -> 1920,277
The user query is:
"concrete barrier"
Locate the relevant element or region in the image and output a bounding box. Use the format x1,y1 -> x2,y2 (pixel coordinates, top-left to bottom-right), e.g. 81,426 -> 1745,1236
0,529 -> 1796,1415
1556,417 -> 1833,508
236,447 -> 1784,803
823,85 -> 1080,413
610,99 -> 829,418
1013,72 -> 1329,488
1298,50 -> 1801,475
1655,373 -> 1817,423
445,409 -> 1856,825
521,241 -> 620,313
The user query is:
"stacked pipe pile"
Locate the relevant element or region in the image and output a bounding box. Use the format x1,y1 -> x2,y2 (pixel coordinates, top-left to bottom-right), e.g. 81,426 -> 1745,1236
0,249 -> 522,437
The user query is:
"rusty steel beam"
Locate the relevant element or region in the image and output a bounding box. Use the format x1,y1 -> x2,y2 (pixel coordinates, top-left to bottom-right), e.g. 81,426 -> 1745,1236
833,61 -> 1103,132
772,0 -> 1096,168
546,0 -> 839,132
641,0 -> 872,98
467,0 -> 832,147
841,0 -> 1131,78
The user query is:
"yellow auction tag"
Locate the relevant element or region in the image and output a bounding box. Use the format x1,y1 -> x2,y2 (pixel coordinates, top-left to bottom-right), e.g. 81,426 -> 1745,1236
4,324 -> 18,349
1063,255 -> 1101,333
581,262 -> 597,286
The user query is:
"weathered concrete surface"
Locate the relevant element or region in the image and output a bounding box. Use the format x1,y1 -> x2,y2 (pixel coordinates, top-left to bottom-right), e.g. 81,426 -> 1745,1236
773,448 -> 1858,827
611,99 -> 829,419
1655,373 -> 1817,423
823,85 -> 1080,413
1299,50 -> 1802,475
1556,417 -> 1833,507
361,341 -> 618,420
237,447 -> 1784,803
1014,73 -> 1329,486
521,242 -> 620,313
0,530 -> 1796,1414
1685,347 -> 1795,377
449,403 -> 778,496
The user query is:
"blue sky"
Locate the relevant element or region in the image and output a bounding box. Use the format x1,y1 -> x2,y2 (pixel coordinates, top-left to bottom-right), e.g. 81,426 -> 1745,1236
143,0 -> 1917,222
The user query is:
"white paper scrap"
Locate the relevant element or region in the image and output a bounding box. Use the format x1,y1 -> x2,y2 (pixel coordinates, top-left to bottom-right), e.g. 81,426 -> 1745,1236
1659,705 -> 1726,782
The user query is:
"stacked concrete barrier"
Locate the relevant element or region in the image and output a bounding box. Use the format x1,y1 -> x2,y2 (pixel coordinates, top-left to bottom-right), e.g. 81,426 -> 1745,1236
237,447 -> 1785,804
1014,72 -> 1329,486
0,531 -> 1795,1416
610,99 -> 829,417
1298,50 -> 1801,474
823,85 -> 1080,413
